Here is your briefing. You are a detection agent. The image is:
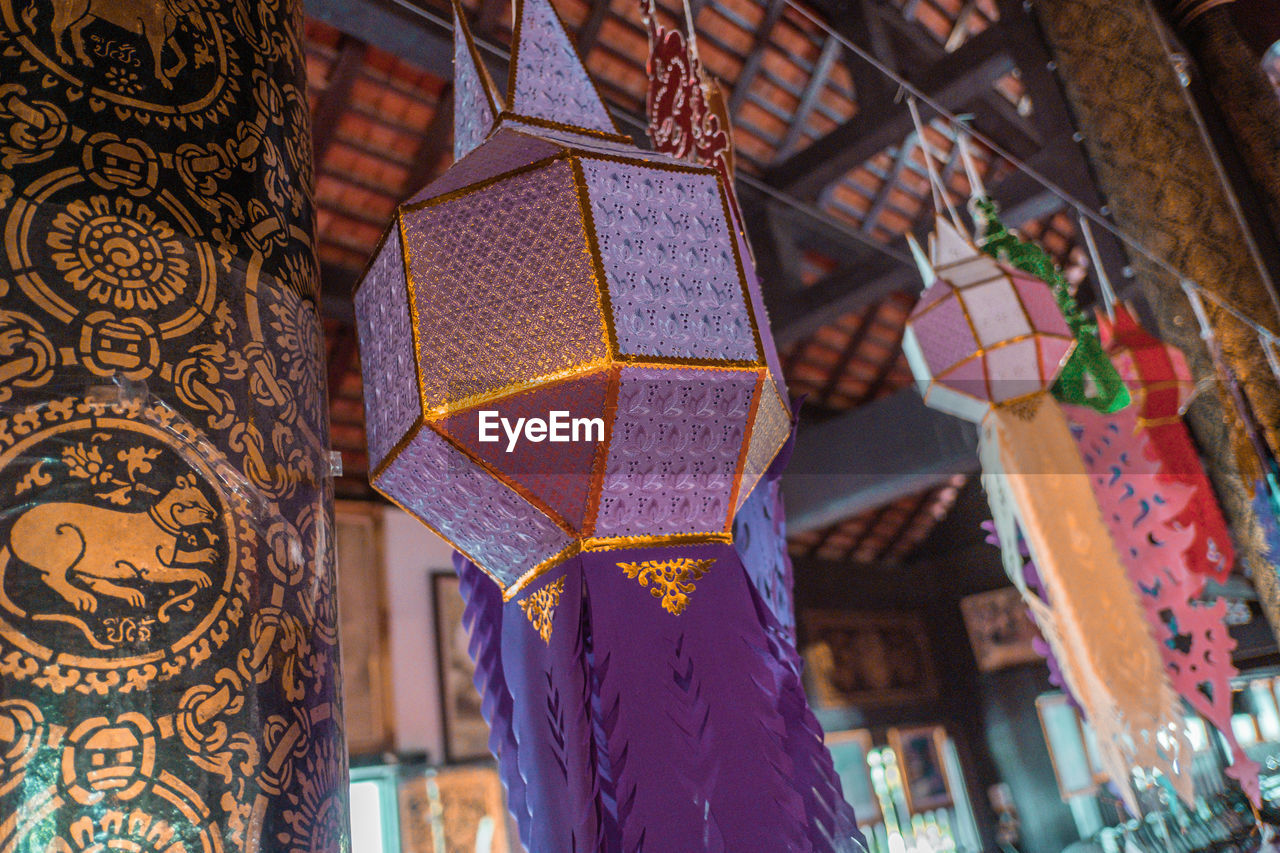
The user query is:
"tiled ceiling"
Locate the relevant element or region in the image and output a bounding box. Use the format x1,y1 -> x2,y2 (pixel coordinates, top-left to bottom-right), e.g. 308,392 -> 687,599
310,0 -> 1100,564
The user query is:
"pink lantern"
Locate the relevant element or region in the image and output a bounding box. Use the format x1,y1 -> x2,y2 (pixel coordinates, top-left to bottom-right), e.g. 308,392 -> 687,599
903,218 -> 1076,422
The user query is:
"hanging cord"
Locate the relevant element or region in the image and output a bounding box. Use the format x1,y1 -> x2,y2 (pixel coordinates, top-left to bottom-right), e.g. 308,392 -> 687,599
906,95 -> 964,233
1078,213 -> 1118,320
956,130 -> 986,206
1183,281 -> 1280,486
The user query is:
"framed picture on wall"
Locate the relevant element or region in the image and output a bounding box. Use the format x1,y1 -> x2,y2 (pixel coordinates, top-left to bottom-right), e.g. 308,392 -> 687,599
1035,693 -> 1099,799
825,729 -> 882,827
958,587 -> 1042,672
336,502 -> 393,755
432,572 -> 491,763
800,610 -> 940,709
889,725 -> 953,815
399,764 -> 511,853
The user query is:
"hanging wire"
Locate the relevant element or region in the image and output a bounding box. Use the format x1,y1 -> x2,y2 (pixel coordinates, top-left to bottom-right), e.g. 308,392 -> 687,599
1078,213 -> 1118,319
906,96 -> 964,232
375,0 -> 1280,348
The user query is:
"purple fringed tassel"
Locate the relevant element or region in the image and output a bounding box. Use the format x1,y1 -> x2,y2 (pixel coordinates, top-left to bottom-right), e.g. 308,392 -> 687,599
499,560 -> 604,852
584,544 -> 830,852
453,545 -> 866,852
734,473 -> 797,642
980,522 -> 1080,709
454,552 -> 531,837
748,568 -> 866,851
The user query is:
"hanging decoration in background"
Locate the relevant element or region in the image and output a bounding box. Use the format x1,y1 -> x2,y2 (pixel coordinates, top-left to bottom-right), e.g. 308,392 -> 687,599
354,0 -> 861,849
957,135 -> 1254,804
980,522 -> 1078,707
1095,301 -> 1236,580
973,200 -> 1128,413
1067,404 -> 1261,804
955,139 -> 1128,415
639,0 -> 735,208
902,126 -> 1192,811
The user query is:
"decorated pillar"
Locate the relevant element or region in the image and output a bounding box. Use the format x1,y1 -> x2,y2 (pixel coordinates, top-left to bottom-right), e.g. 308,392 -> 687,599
1156,0 -> 1280,241
0,0 -> 348,851
1028,0 -> 1280,636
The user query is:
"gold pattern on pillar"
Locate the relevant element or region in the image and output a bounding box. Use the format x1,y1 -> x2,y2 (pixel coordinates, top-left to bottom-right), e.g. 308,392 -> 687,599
0,0 -> 346,849
1157,0 -> 1280,247
1030,0 -> 1280,638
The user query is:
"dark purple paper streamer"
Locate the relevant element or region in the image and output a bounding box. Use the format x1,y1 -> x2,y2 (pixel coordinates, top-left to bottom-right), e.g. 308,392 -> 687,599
454,544 -> 867,852
455,551 -> 531,840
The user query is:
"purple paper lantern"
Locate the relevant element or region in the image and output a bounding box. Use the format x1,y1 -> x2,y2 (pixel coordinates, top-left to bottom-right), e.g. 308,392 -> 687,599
903,218 -> 1076,422
353,0 -> 790,598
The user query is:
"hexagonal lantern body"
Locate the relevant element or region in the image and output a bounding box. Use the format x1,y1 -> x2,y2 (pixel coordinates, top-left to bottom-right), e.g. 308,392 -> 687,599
902,219 -> 1076,423
355,126 -> 791,596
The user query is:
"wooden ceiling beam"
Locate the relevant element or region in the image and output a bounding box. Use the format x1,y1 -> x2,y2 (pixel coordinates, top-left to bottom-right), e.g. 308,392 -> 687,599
858,302 -> 909,403
859,135 -> 917,234
574,0 -> 612,56
312,36 -> 366,166
727,0 -> 788,116
776,35 -> 842,159
765,134 -> 1083,346
306,0 -> 456,78
404,86 -> 456,192
814,300 -> 880,405
763,22 -> 1018,200
782,387 -> 979,535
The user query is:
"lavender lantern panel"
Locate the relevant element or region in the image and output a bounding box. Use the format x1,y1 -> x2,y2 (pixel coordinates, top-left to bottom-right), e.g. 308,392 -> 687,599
401,159 -> 608,410
509,0 -> 617,135
452,13 -> 495,161
594,366 -> 756,538
577,157 -> 759,363
734,381 -> 790,513
355,225 -> 422,470
374,425 -> 571,587
408,130 -> 563,206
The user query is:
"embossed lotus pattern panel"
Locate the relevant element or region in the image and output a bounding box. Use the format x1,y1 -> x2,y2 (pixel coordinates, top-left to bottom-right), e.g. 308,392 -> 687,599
354,226 -> 420,470
376,426 -> 570,587
579,158 -> 756,362
594,367 -> 755,538
402,159 -> 607,411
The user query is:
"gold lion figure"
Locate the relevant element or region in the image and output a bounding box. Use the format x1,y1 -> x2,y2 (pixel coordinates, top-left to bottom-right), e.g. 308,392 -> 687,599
1,473 -> 217,613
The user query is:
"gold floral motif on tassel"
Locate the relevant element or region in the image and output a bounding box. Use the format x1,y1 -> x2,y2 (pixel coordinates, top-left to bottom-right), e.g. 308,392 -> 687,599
617,558 -> 714,616
518,577 -> 565,643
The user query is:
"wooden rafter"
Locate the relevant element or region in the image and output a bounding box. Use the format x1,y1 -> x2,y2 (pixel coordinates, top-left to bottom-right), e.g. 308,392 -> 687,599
575,0 -> 612,55
815,303 -> 880,404
859,135 -> 917,234
726,0 -> 788,115
776,34 -> 842,158
403,86 -> 456,192
859,304 -> 909,402
764,22 -> 1017,200
312,36 -> 366,165
944,0 -> 979,52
